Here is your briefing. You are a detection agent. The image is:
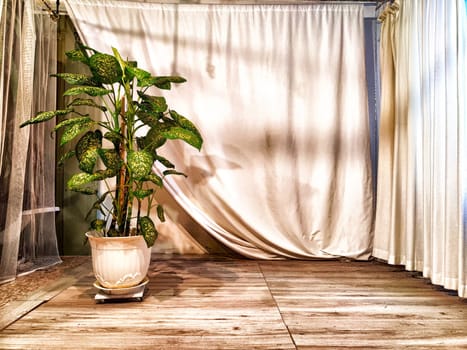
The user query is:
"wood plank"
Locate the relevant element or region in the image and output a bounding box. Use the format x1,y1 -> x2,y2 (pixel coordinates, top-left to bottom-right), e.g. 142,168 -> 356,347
0,258 -> 466,349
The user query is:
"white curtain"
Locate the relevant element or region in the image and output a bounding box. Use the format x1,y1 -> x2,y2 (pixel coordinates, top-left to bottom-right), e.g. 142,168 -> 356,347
65,0 -> 374,259
0,0 -> 61,283
374,0 -> 467,297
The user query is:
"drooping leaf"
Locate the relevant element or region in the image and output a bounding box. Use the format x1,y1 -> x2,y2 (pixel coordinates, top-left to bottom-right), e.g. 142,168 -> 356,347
57,150 -> 75,166
138,92 -> 168,113
163,169 -> 187,177
75,131 -> 102,173
63,86 -> 111,97
89,53 -> 123,84
53,116 -> 92,133
157,204 -> 165,222
160,126 -> 203,150
127,150 -> 154,180
67,98 -> 107,111
20,108 -> 74,128
103,131 -> 122,146
133,188 -> 154,199
138,216 -> 158,247
154,155 -> 174,169
169,110 -> 203,142
97,148 -> 121,173
51,73 -> 98,86
144,173 -> 163,187
60,121 -> 93,146
65,48 -> 89,64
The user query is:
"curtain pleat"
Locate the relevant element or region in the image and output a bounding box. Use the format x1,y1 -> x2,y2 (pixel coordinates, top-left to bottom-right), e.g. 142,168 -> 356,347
65,0 -> 374,260
0,0 -> 60,283
374,0 -> 467,298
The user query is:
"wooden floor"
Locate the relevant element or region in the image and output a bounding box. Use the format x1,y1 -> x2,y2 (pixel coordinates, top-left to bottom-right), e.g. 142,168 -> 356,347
1,256 -> 466,349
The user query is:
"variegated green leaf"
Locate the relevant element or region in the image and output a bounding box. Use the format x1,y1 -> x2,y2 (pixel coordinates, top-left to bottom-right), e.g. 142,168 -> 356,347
103,131 -> 122,145
157,204 -> 165,222
138,92 -> 167,113
160,125 -> 203,150
152,76 -> 187,90
144,127 -> 167,150
169,110 -> 203,141
138,216 -> 158,247
53,116 -> 92,133
57,150 -> 75,166
89,53 -> 123,84
126,65 -> 151,82
127,150 -> 154,180
76,131 -> 102,173
51,73 -> 97,86
65,48 -> 88,64
20,108 -> 73,128
60,121 -> 93,146
133,188 -> 154,199
163,169 -> 187,177
67,172 -> 99,194
67,98 -> 107,111
98,148 -> 121,172
144,173 -> 163,187
63,86 -> 111,97
154,155 -> 174,169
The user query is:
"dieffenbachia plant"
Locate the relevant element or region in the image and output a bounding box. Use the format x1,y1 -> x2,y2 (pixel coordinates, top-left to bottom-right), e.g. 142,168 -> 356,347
20,44 -> 203,247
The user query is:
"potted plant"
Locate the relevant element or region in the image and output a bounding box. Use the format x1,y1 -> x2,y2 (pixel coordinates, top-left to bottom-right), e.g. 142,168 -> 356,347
20,43 -> 203,290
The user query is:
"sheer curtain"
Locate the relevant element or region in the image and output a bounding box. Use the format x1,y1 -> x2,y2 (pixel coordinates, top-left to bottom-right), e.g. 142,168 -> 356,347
65,0 -> 374,259
374,0 -> 467,297
0,0 -> 60,283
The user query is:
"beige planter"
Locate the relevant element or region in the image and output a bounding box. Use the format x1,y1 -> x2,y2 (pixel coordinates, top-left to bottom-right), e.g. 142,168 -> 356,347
86,232 -> 152,289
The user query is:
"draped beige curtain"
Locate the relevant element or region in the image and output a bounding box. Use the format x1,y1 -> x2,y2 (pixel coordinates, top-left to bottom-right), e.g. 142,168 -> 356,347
65,0 -> 374,259
374,0 -> 467,297
0,0 -> 60,283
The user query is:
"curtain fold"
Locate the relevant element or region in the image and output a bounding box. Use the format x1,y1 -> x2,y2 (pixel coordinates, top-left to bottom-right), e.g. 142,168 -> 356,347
65,0 -> 374,260
374,0 -> 467,297
0,0 -> 60,283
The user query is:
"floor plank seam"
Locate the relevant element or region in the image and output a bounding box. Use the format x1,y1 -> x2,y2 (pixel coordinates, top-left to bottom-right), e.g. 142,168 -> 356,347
257,261 -> 298,350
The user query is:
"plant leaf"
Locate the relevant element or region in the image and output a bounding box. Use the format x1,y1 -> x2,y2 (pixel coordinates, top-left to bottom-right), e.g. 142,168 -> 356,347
157,204 -> 165,222
75,131 -> 102,173
90,219 -> 106,231
160,125 -> 203,150
127,150 -> 154,180
65,48 -> 89,64
144,173 -> 163,187
133,188 -> 154,199
51,73 -> 98,86
63,86 -> 111,97
67,172 -> 99,194
138,216 -> 158,247
60,121 -> 93,146
67,98 -> 107,111
163,169 -> 187,177
20,108 -> 73,128
154,155 -> 174,169
57,150 -> 75,166
138,92 -> 168,113
103,131 -> 122,146
98,148 -> 121,173
53,116 -> 92,133
89,52 -> 123,84
152,76 -> 187,90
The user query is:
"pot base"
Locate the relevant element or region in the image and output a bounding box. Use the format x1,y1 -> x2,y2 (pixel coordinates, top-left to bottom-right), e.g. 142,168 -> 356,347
93,277 -> 148,303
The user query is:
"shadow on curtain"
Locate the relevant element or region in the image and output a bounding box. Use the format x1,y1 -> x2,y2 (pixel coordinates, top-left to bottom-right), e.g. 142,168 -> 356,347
64,0 -> 374,260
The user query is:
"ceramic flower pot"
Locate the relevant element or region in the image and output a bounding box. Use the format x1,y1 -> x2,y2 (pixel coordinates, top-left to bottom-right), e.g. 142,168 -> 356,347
86,231 -> 152,289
